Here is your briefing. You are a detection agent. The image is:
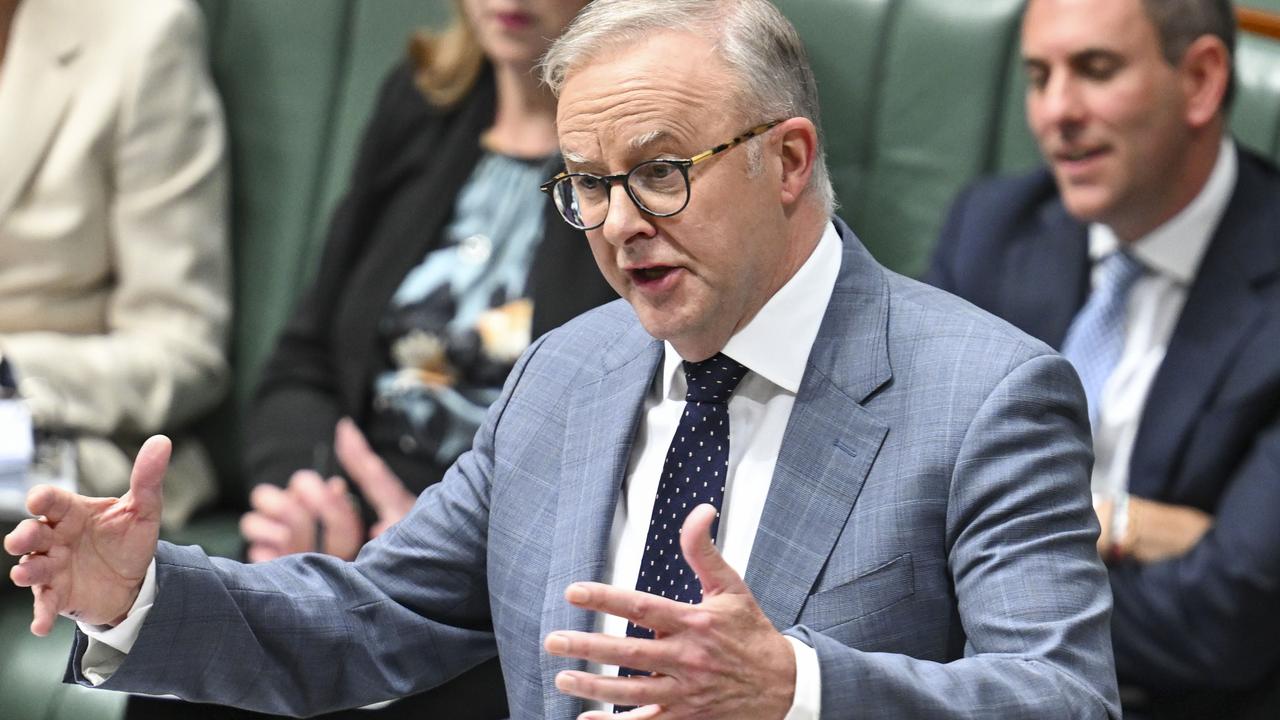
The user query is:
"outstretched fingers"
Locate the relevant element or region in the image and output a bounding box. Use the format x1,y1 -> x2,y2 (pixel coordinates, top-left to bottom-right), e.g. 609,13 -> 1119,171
11,552 -> 55,587
4,517 -> 53,556
25,484 -> 75,524
30,585 -> 61,637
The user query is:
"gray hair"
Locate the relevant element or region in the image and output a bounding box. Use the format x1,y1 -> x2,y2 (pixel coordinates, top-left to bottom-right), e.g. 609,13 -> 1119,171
1141,0 -> 1237,107
541,0 -> 835,214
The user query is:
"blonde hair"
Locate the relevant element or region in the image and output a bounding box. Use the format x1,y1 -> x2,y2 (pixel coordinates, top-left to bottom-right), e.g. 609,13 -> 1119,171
409,0 -> 485,109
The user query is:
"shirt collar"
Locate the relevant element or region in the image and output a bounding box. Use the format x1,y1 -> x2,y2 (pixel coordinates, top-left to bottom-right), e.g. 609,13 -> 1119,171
1088,137 -> 1237,284
660,221 -> 843,398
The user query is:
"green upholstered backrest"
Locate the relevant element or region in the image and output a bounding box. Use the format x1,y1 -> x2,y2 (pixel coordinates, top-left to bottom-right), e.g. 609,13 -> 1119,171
191,0 -> 451,492
195,0 -> 449,412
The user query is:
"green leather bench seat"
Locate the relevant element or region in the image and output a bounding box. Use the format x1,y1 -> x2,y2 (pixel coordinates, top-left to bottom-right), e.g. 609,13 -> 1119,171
4,2 -> 1280,718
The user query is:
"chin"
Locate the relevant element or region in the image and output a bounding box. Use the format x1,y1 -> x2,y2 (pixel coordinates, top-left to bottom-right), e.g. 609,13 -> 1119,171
1059,189 -> 1117,225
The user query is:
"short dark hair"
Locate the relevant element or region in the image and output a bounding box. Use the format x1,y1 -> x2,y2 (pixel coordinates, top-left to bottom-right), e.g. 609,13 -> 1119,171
1141,0 -> 1237,107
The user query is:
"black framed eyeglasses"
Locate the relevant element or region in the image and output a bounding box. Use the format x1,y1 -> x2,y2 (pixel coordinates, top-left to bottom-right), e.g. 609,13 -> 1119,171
540,119 -> 784,230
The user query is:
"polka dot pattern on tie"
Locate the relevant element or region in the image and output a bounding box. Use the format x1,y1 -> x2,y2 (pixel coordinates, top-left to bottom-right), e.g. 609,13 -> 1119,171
617,353 -> 748,686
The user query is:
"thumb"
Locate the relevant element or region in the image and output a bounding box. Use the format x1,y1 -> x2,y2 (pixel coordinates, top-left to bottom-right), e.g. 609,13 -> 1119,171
680,503 -> 747,597
127,435 -> 171,522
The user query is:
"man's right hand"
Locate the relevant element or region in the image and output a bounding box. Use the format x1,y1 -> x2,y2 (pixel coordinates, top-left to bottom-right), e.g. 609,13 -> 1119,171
4,435 -> 169,636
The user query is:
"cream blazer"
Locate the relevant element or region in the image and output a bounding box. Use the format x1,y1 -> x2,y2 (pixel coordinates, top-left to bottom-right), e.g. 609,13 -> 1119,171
0,0 -> 231,526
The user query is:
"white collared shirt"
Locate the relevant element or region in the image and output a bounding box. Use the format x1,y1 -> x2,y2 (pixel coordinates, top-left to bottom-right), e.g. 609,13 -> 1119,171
1089,138 -> 1237,500
591,221 -> 842,717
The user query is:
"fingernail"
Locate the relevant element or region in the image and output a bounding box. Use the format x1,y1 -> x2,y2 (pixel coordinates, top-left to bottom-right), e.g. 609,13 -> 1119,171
546,633 -> 569,654
565,584 -> 588,603
556,671 -> 576,691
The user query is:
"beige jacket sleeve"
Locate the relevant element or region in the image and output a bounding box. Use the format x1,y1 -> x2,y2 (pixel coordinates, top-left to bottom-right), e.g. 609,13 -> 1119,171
0,0 -> 230,523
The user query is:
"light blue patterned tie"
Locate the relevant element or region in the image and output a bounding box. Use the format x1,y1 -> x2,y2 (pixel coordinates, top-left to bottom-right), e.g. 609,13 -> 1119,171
1060,250 -> 1146,428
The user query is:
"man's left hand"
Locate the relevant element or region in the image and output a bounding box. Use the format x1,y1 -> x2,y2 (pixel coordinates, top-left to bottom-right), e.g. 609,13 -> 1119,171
543,504 -> 796,720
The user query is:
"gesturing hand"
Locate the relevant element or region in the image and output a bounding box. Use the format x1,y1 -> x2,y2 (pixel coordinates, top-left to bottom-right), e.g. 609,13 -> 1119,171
543,504 -> 797,720
5,435 -> 170,636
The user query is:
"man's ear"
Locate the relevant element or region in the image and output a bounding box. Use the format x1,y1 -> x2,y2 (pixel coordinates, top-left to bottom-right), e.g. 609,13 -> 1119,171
775,117 -> 819,206
1179,35 -> 1230,129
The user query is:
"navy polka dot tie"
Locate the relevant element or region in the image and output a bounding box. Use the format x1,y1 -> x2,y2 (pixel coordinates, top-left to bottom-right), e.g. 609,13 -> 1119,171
617,353 -> 749,687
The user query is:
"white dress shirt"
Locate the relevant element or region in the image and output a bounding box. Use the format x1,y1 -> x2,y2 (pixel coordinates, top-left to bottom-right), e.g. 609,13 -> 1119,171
83,223 -> 844,718
590,222 -> 842,717
1089,138 -> 1237,513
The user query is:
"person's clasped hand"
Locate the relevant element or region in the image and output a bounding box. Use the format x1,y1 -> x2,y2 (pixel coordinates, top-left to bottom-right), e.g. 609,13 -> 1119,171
543,504 -> 797,720
241,417 -> 418,562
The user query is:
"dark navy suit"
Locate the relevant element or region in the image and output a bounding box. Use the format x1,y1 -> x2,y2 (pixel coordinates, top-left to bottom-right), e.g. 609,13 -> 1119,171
926,148 -> 1280,718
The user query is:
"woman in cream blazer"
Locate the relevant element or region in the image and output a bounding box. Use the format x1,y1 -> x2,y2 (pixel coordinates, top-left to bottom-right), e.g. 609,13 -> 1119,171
0,0 -> 231,527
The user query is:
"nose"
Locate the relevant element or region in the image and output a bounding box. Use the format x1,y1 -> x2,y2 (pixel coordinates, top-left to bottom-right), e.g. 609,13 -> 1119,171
1031,71 -> 1087,136
599,181 -> 655,247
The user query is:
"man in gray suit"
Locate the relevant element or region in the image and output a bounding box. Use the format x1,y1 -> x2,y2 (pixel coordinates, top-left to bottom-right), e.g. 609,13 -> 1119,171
5,1 -> 1119,717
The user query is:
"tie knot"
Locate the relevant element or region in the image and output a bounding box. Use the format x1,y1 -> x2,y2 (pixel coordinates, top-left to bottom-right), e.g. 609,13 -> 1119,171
682,353 -> 748,403
1098,250 -> 1146,294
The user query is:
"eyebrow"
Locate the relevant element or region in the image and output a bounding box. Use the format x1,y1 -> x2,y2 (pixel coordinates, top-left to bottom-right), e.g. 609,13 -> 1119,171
561,128 -> 681,170
561,148 -> 591,165
628,129 -> 673,153
1022,47 -> 1124,68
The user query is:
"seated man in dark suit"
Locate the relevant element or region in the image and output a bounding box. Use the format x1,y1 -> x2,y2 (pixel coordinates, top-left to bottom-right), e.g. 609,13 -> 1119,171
926,0 -> 1280,717
8,1 -> 1119,717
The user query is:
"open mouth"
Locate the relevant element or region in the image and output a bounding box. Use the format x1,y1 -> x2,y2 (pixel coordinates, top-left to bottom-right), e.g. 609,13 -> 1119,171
628,266 -> 679,286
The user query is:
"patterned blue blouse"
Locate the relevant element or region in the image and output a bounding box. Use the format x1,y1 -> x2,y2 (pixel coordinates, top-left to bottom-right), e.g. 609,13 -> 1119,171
370,150 -> 557,469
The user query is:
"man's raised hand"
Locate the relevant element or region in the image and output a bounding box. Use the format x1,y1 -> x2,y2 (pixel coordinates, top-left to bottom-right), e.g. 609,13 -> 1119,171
544,504 -> 797,719
4,435 -> 169,636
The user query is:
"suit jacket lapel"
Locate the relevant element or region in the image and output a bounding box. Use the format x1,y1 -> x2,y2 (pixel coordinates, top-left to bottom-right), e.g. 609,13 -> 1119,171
0,0 -> 81,219
746,221 -> 891,629
540,322 -> 661,717
1005,200 -> 1089,348
1129,157 -> 1280,498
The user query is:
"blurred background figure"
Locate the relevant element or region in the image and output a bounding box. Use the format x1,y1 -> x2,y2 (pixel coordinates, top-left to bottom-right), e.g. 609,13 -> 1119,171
0,0 -> 230,531
240,0 -> 611,564
145,1 -> 610,718
927,0 -> 1280,717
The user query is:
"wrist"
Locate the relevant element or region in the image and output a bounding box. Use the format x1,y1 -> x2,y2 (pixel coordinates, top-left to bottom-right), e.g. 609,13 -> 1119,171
1106,492 -> 1135,563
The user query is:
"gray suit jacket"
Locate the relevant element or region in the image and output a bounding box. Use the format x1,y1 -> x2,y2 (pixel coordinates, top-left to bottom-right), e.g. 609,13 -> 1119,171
73,220 -> 1120,718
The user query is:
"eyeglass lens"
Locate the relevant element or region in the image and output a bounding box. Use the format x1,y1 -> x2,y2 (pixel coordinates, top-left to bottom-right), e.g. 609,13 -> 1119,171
551,160 -> 689,230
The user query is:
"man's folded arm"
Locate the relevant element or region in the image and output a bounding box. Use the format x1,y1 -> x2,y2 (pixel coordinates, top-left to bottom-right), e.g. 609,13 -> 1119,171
1108,415 -> 1280,691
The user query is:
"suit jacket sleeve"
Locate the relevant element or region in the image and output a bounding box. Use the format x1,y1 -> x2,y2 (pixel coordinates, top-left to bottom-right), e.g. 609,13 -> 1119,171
1109,411 -> 1280,691
67,336 -> 553,717
789,354 -> 1120,719
1,0 -> 230,437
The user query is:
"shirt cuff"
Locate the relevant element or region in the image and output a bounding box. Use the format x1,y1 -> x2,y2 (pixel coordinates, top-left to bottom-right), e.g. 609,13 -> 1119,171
784,634 -> 822,720
77,558 -> 157,685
